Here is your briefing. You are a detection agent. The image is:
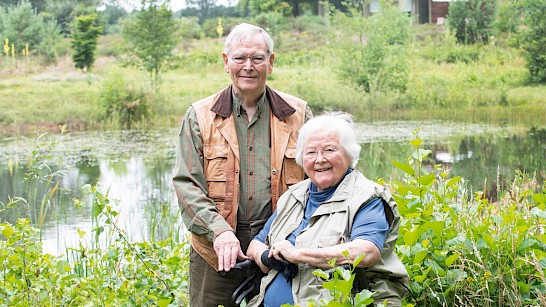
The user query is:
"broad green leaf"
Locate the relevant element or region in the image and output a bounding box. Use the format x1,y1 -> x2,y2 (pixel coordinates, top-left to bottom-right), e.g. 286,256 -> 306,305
57,260 -> 71,274
532,193 -> 546,204
445,253 -> 460,267
2,224 -> 14,238
157,299 -> 171,307
413,250 -> 428,265
409,138 -> 422,148
312,269 -> 329,280
446,176 -> 462,187
392,161 -> 415,176
418,174 -> 436,186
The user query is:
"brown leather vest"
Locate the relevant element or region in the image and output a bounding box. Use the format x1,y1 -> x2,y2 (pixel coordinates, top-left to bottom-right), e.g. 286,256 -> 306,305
191,86 -> 309,269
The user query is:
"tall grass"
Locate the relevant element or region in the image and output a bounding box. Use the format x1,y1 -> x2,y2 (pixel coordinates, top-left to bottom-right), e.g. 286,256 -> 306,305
1,25 -> 545,134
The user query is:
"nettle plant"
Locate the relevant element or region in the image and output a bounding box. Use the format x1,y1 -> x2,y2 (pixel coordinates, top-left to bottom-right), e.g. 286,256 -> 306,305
391,131 -> 546,306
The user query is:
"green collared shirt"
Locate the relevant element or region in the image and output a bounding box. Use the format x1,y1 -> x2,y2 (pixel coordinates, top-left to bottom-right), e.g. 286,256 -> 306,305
232,91 -> 273,222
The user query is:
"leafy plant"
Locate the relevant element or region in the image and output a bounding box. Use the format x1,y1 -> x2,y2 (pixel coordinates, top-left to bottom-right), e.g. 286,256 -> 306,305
121,0 -> 178,86
520,0 -> 546,84
71,13 -> 102,71
98,72 -> 151,128
329,3 -> 411,93
447,0 -> 496,44
392,130 -> 546,306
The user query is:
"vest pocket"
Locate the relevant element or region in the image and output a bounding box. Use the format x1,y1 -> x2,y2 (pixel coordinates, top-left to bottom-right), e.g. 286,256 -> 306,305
204,145 -> 228,200
283,147 -> 303,185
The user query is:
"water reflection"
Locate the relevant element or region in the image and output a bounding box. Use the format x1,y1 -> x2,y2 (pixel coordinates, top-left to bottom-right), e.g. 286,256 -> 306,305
0,124 -> 544,255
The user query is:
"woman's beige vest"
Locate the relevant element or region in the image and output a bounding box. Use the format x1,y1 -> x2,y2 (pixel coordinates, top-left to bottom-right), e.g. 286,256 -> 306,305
248,171 -> 409,306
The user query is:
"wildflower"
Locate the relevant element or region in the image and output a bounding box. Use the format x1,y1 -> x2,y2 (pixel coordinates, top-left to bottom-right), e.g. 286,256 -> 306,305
3,38 -> 8,57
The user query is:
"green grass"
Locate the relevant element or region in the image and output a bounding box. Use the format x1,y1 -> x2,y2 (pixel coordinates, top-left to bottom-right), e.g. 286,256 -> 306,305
1,26 -> 545,135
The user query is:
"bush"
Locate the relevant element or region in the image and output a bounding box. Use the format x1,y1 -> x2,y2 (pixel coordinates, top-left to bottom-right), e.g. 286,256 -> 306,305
447,0 -> 496,44
330,4 -> 411,93
520,0 -> 546,84
392,132 -> 546,306
0,0 -> 62,61
99,73 -> 151,128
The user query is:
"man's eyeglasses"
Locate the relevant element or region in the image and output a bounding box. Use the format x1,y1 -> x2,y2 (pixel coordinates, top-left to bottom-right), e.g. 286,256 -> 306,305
229,54 -> 268,65
304,146 -> 342,160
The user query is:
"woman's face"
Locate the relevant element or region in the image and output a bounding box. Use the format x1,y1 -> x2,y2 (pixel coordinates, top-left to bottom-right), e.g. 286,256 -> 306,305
302,130 -> 351,191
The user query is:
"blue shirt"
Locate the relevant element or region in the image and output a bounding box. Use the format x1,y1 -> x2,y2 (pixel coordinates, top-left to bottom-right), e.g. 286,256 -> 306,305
253,172 -> 389,307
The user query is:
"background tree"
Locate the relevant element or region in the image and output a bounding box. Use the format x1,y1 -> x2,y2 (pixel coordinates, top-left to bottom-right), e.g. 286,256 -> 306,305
185,0 -> 217,23
330,3 -> 411,93
71,13 -> 102,71
0,0 -> 61,62
44,0 -> 98,36
447,0 -> 496,44
520,0 -> 546,84
121,0 -> 177,85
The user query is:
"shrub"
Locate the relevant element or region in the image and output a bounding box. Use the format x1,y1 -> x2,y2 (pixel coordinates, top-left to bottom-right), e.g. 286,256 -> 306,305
520,0 -> 546,84
71,14 -> 102,71
447,0 -> 496,44
392,132 -> 546,306
99,73 -> 151,128
329,4 -> 411,93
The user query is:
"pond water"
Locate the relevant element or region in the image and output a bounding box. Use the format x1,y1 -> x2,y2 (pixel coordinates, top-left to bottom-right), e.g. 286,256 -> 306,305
0,122 -> 544,255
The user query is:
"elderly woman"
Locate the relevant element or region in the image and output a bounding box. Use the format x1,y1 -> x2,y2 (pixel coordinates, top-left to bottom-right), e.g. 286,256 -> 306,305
246,112 -> 409,307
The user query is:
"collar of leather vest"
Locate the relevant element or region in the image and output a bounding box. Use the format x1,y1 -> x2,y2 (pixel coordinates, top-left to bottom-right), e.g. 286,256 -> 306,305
210,85 -> 296,120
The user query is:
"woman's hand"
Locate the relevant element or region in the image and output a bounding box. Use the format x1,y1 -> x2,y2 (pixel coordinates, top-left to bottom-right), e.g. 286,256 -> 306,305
269,240 -> 299,263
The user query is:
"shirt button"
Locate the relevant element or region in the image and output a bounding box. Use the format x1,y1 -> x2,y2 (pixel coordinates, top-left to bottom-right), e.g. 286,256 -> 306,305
249,171 -> 253,175
235,170 -> 239,174
249,196 -> 253,200
249,146 -> 253,151
272,169 -> 277,175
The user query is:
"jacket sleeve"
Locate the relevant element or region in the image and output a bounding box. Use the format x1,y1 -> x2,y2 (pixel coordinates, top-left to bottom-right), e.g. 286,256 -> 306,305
172,107 -> 233,242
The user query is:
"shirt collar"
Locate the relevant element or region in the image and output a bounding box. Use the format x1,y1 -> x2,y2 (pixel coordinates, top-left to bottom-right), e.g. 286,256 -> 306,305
210,85 -> 296,120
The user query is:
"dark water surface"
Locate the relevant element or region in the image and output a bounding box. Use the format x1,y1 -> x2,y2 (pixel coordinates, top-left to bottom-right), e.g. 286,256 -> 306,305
0,122 -> 544,255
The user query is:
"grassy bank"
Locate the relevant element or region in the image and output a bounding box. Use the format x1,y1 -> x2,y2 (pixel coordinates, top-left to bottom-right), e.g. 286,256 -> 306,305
1,25 -> 545,136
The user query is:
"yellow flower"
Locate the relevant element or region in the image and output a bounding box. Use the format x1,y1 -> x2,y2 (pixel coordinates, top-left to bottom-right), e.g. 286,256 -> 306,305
3,38 -> 9,56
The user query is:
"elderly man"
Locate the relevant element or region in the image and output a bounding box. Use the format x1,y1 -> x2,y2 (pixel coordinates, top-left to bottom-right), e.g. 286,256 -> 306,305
172,23 -> 312,307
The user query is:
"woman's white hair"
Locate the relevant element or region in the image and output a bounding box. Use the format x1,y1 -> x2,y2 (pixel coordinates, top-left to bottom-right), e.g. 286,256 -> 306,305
224,23 -> 274,56
295,111 -> 361,168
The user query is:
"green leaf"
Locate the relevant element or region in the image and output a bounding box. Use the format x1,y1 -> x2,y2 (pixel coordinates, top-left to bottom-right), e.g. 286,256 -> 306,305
313,269 -> 329,280
2,224 -> 14,238
532,193 -> 546,204
445,253 -> 460,267
392,161 -> 415,176
418,174 -> 436,186
56,260 -> 71,274
413,250 -> 428,265
409,138 -> 422,148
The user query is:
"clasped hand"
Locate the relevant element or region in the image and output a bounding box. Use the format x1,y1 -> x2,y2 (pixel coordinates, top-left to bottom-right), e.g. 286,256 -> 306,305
214,231 -> 249,272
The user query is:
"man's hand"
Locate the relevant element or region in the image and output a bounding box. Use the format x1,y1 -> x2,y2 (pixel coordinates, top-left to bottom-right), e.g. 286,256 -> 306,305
214,231 -> 249,272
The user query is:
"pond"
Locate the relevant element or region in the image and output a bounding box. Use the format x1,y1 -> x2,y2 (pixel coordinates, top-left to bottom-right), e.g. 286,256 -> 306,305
0,122 -> 544,255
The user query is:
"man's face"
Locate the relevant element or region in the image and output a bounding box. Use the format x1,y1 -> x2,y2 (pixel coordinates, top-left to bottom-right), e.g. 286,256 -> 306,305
222,34 -> 274,99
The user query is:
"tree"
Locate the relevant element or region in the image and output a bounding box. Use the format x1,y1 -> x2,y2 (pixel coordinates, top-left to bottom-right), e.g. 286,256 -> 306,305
447,0 -> 496,44
71,13 -> 102,71
520,0 -> 546,84
330,4 -> 411,93
185,0 -> 217,23
122,0 -> 177,85
0,0 -> 61,61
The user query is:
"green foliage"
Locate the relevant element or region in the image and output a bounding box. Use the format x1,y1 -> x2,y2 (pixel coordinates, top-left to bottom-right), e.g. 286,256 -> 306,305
392,131 -> 546,306
0,132 -> 190,306
98,73 -> 151,128
71,14 -> 102,71
307,253 -> 379,307
330,3 -> 411,93
121,0 -> 178,86
493,0 -> 521,37
447,0 -> 496,44
0,0 -> 62,60
519,0 -> 546,84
